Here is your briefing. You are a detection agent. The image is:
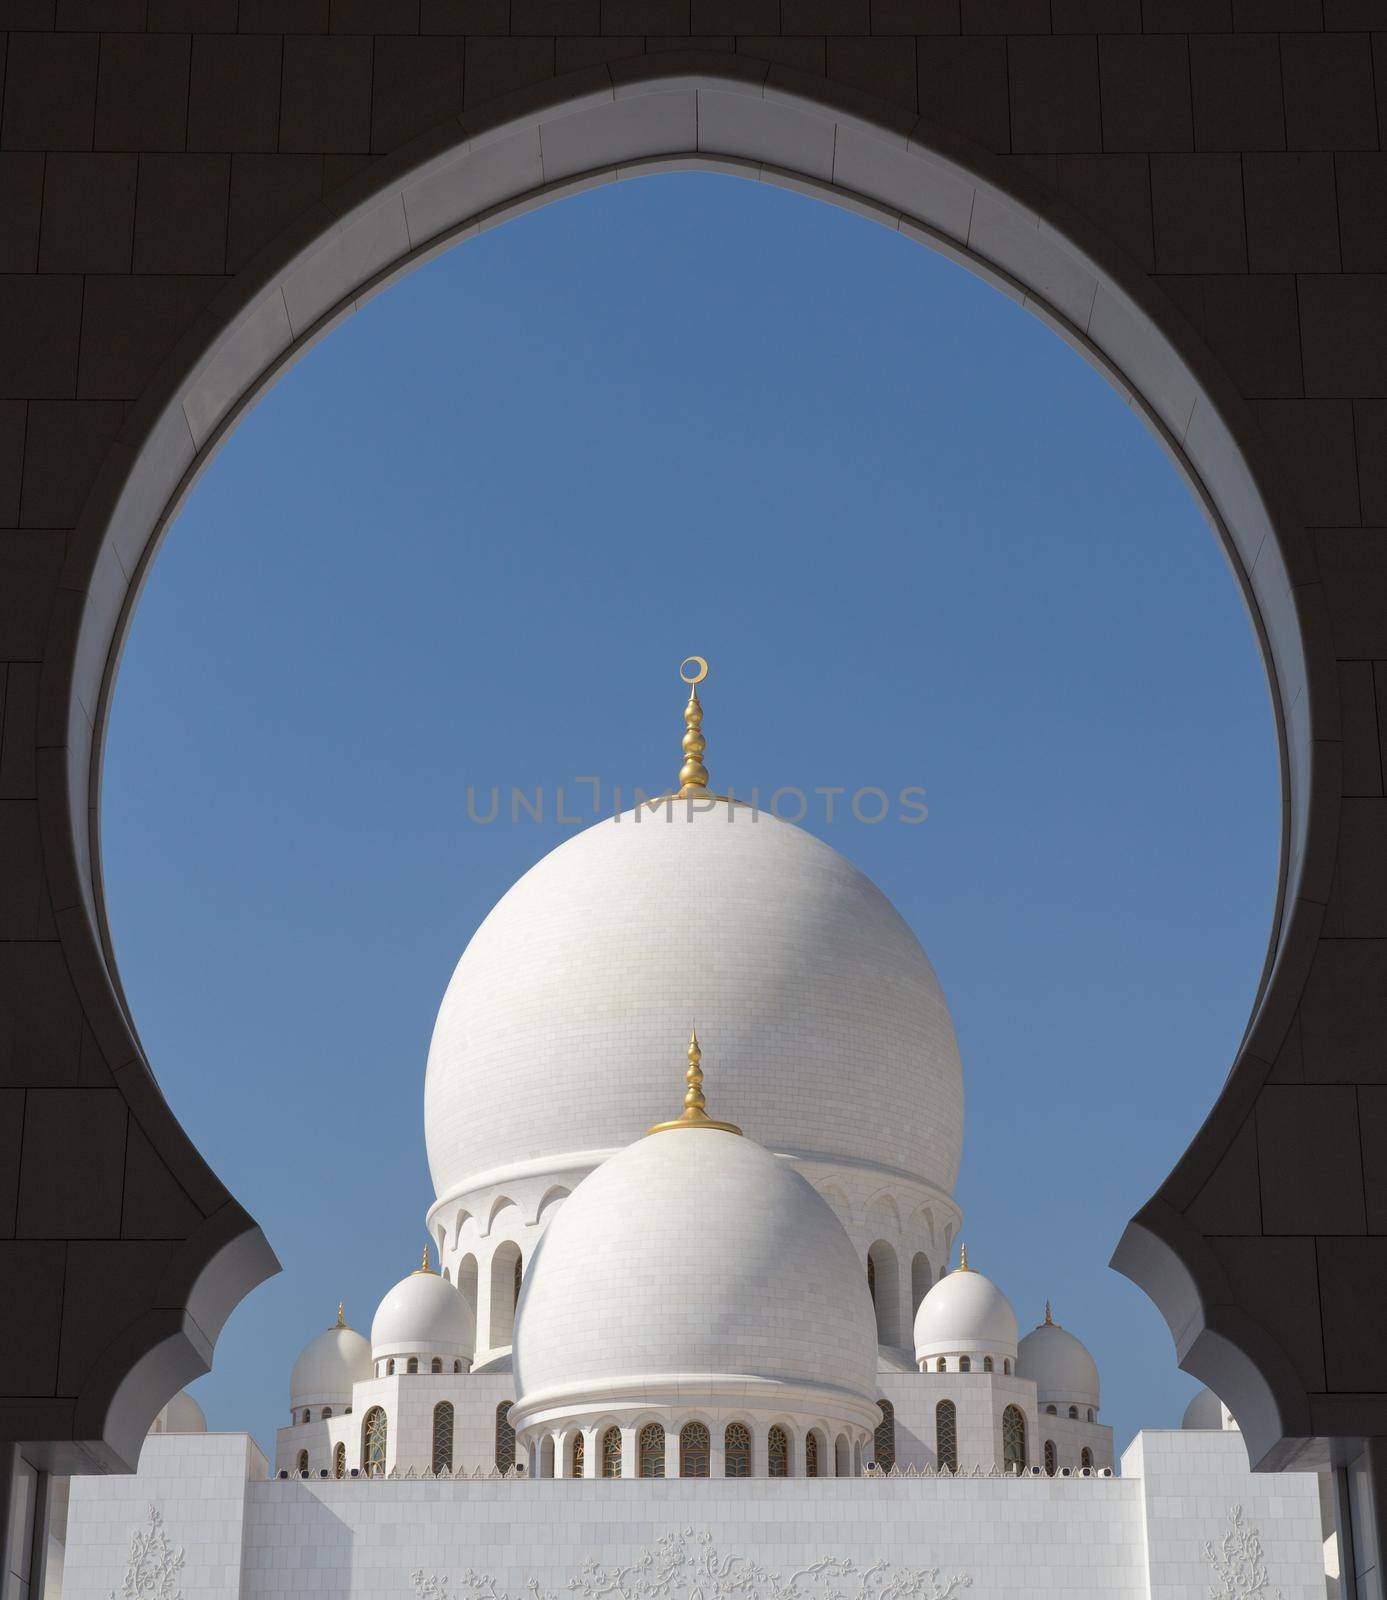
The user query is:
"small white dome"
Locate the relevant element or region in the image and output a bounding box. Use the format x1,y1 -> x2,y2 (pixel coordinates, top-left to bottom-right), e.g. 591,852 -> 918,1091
1017,1314 -> 1099,1411
512,1123 -> 879,1435
290,1315 -> 372,1410
371,1263 -> 474,1364
1181,1386 -> 1226,1430
913,1261 -> 1018,1366
148,1389 -> 206,1434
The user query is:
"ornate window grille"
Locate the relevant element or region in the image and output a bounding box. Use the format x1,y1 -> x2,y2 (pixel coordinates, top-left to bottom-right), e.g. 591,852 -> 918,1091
767,1426 -> 789,1477
386,1360 -> 395,1376
407,1357 -> 418,1374
1043,1439 -> 1056,1476
805,1431 -> 820,1477
982,1357 -> 993,1373
572,1432 -> 585,1478
1002,1405 -> 1026,1472
638,1423 -> 664,1477
935,1400 -> 957,1472
432,1402 -> 454,1474
363,1408 -> 387,1478
601,1427 -> 622,1478
935,1357 -> 946,1372
431,1358 -> 442,1374
296,1450 -> 308,1474
1080,1446 -> 1093,1469
874,1400 -> 895,1473
724,1423 -> 751,1477
454,1360 -> 462,1374
495,1401 -> 516,1473
1086,1407 -> 1094,1423
959,1356 -> 971,1373
680,1422 -> 710,1477
1068,1405 -> 1078,1419
322,1407 -> 332,1419
333,1442 -> 345,1480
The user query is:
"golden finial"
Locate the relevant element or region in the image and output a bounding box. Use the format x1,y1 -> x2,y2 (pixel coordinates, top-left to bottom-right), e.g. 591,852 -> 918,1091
1043,1299 -> 1057,1327
414,1244 -> 433,1275
648,1028 -> 742,1135
335,1302 -> 345,1329
676,657 -> 710,797
958,1243 -> 970,1272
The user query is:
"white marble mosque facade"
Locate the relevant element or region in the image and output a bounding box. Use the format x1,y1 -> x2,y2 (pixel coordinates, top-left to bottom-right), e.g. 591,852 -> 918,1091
50,726 -> 1337,1598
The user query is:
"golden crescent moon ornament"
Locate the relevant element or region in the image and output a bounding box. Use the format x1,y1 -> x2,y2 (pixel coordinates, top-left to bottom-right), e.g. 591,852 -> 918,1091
679,656 -> 709,685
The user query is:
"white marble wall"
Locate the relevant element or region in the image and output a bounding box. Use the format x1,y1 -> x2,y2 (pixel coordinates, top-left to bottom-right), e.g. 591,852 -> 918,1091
59,1429 -> 1327,1600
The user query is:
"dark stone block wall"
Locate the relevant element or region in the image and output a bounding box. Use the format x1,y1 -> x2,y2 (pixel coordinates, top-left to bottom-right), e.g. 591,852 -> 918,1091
1,0 -> 1385,1537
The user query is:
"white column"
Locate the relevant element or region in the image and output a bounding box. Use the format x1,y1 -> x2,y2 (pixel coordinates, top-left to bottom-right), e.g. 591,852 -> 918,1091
620,1425 -> 638,1479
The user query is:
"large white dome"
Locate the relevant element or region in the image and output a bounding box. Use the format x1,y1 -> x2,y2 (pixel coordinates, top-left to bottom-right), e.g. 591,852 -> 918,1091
511,1124 -> 879,1433
424,804 -> 963,1205
290,1318 -> 372,1409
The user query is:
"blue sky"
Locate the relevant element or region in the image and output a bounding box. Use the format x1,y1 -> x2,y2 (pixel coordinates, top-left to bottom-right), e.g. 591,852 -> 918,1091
102,170 -> 1279,1460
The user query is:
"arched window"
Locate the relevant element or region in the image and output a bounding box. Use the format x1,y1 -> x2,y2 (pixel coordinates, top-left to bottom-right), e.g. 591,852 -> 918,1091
959,1356 -> 971,1373
1004,1359 -> 1011,1375
805,1431 -> 820,1478
680,1422 -> 709,1477
767,1426 -> 789,1478
866,1241 -> 900,1345
407,1357 -> 418,1375
386,1359 -> 395,1376
513,1252 -> 523,1307
571,1432 -> 585,1478
1043,1439 -> 1056,1476
301,1408 -> 311,1425
724,1423 -> 751,1477
1003,1405 -> 1026,1473
935,1357 -> 946,1372
443,1267 -> 450,1282
489,1244 -> 521,1347
322,1406 -> 332,1419
362,1407 -> 387,1478
935,1400 -> 957,1472
539,1436 -> 555,1478
1080,1446 -> 1093,1470
333,1442 -> 345,1480
1045,1403 -> 1057,1415
911,1252 -> 932,1316
638,1422 -> 664,1477
982,1357 -> 993,1373
296,1449 -> 308,1474
1086,1407 -> 1094,1423
833,1434 -> 849,1476
431,1358 -> 442,1374
432,1402 -> 454,1474
1068,1405 -> 1078,1419
874,1399 -> 895,1472
601,1426 -> 622,1478
454,1360 -> 462,1374
495,1401 -> 516,1472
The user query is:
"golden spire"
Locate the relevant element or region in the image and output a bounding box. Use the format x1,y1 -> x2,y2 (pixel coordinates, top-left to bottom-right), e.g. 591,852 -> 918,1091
648,1028 -> 742,1136
335,1301 -> 345,1329
1043,1299 -> 1057,1327
958,1243 -> 970,1272
676,657 -> 710,797
414,1244 -> 433,1275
